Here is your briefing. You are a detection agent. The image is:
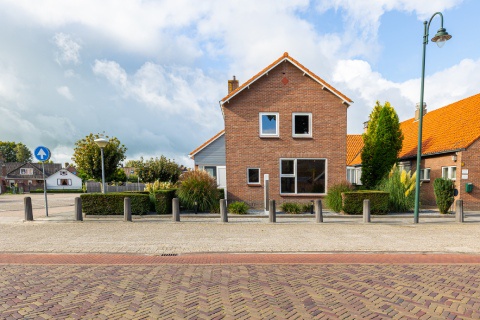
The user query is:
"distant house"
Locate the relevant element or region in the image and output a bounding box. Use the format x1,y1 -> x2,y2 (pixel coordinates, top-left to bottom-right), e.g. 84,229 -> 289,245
347,93 -> 480,210
46,168 -> 82,190
191,52 -> 353,208
1,162 -> 62,192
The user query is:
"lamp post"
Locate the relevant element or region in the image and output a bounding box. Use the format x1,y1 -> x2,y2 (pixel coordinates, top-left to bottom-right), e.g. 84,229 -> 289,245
413,12 -> 452,223
94,138 -> 109,194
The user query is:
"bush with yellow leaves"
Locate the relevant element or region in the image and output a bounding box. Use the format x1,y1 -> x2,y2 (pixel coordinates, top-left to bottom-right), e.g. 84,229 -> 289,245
378,164 -> 417,212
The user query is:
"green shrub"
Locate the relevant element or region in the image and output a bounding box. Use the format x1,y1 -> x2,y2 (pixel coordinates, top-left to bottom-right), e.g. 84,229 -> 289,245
150,189 -> 177,214
342,191 -> 389,215
377,164 -> 416,212
325,181 -> 354,212
433,178 -> 455,214
176,170 -> 219,212
281,202 -> 302,214
144,180 -> 176,193
80,193 -> 150,215
301,202 -> 314,213
228,201 -> 249,214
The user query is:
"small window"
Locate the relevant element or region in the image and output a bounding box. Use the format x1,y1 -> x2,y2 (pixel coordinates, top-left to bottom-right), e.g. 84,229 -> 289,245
204,166 -> 217,178
347,167 -> 356,184
20,168 -> 33,175
247,168 -> 260,184
292,113 -> 312,138
57,179 -> 72,186
259,112 -> 279,137
420,168 -> 431,181
442,166 -> 456,180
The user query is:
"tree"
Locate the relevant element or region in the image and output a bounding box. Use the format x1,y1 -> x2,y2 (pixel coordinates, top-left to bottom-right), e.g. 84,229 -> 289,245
132,156 -> 182,183
0,141 -> 32,162
361,101 -> 403,189
15,143 -> 32,162
72,133 -> 127,182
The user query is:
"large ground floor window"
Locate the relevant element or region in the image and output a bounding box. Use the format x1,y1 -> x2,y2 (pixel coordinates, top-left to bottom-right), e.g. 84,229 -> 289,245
280,158 -> 326,194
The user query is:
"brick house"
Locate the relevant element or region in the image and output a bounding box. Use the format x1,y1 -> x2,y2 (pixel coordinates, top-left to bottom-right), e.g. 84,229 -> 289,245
1,162 -> 62,192
347,93 -> 480,210
191,52 -> 353,208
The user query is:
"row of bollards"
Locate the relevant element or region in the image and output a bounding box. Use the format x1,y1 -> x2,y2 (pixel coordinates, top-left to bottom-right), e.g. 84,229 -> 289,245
22,196 -> 466,223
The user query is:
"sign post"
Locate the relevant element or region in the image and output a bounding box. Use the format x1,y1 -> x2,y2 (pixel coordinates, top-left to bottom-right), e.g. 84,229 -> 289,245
34,146 -> 51,217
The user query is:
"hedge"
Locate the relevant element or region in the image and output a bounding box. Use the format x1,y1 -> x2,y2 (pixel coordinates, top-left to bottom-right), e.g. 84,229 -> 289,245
341,191 -> 389,215
151,189 -> 177,214
30,189 -> 84,193
80,193 -> 150,215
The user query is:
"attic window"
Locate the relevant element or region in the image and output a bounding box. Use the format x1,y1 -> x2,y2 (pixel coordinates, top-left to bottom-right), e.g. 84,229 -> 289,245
292,113 -> 312,138
20,168 -> 34,175
259,112 -> 279,137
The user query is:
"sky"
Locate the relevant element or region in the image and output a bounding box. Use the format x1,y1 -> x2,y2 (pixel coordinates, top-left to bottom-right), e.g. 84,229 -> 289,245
0,0 -> 479,167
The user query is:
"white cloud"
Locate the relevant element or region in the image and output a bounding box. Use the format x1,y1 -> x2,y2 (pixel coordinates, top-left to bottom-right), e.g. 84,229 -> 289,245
92,60 -> 127,88
53,32 -> 81,65
57,86 -> 74,101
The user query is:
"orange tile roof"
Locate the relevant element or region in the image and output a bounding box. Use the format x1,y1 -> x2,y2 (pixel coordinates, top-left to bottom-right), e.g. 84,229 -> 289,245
346,134 -> 363,166
221,52 -> 353,105
400,92 -> 480,158
189,130 -> 225,159
346,92 -> 480,164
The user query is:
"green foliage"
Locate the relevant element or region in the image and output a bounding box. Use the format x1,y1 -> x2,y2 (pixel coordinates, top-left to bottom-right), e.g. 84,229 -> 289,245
72,133 -> 127,182
150,189 -> 177,214
144,180 -> 176,193
130,156 -> 182,183
377,164 -> 416,212
176,170 -> 219,212
280,202 -> 302,214
111,168 -> 127,183
301,202 -> 314,213
342,191 -> 389,215
325,181 -> 354,212
0,141 -> 32,162
228,201 -> 249,214
127,174 -> 140,183
433,178 -> 455,214
80,193 -> 150,215
361,101 -> 404,189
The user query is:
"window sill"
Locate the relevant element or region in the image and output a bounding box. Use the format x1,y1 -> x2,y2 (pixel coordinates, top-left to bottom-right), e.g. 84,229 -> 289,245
292,136 -> 313,139
259,136 -> 280,138
247,184 -> 262,187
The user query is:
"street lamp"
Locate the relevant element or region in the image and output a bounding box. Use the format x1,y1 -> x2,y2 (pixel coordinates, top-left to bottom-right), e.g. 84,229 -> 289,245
94,138 -> 109,194
414,12 -> 452,224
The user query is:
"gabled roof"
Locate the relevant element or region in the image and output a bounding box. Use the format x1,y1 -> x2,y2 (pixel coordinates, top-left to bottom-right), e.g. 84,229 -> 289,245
220,52 -> 353,106
346,92 -> 480,164
399,92 -> 480,158
189,130 -> 225,159
346,134 -> 363,166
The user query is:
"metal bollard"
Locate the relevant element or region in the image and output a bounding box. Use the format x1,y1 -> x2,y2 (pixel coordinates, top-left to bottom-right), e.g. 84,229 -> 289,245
24,196 -> 33,221
220,199 -> 228,222
363,199 -> 371,223
455,199 -> 464,223
315,199 -> 323,223
172,198 -> 180,222
269,200 -> 276,223
75,197 -> 83,221
124,197 -> 132,222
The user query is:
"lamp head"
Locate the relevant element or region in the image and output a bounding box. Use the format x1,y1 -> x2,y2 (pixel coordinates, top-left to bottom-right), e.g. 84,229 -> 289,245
94,138 -> 109,148
431,27 -> 452,48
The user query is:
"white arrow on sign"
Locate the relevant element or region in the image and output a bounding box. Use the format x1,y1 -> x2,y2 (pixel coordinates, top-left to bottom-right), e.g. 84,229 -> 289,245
37,148 -> 47,160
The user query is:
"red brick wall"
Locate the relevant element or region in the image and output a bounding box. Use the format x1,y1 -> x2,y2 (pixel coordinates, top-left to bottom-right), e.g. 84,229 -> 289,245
223,61 -> 348,208
459,139 -> 480,210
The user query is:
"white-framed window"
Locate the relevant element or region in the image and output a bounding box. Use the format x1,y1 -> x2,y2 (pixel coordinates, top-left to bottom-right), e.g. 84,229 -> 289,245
247,168 -> 260,184
292,113 -> 312,138
420,168 -> 431,181
203,166 -> 217,178
347,167 -> 356,184
57,179 -> 72,186
355,168 -> 362,185
280,158 -> 326,194
398,161 -> 411,173
442,166 -> 457,180
259,112 -> 279,137
20,168 -> 33,175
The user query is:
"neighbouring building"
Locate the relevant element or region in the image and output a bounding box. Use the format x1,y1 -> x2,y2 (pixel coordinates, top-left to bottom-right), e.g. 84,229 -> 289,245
0,162 -> 62,192
46,168 -> 82,190
347,93 -> 480,210
191,52 -> 353,208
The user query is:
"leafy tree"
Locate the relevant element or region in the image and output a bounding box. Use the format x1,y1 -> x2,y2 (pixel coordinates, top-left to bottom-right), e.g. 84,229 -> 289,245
433,178 -> 455,214
361,101 -> 403,189
15,143 -> 32,162
132,156 -> 182,183
71,133 -> 127,182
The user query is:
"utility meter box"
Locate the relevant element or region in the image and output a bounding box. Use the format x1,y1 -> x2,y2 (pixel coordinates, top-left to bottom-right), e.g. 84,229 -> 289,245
466,183 -> 474,193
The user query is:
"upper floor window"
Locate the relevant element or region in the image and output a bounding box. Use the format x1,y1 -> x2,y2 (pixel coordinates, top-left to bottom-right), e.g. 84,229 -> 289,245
292,113 -> 312,138
442,166 -> 456,180
20,168 -> 33,175
259,112 -> 279,137
420,168 -> 431,181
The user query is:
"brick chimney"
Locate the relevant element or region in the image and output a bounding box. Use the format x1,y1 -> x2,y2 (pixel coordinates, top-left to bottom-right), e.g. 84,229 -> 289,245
228,76 -> 239,94
415,102 -> 427,121
363,121 -> 369,133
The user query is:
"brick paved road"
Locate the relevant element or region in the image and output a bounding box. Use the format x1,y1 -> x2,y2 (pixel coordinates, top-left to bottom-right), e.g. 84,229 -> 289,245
1,253 -> 480,319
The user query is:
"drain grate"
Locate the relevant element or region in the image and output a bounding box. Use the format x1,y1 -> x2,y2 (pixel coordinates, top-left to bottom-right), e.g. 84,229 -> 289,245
161,253 -> 178,256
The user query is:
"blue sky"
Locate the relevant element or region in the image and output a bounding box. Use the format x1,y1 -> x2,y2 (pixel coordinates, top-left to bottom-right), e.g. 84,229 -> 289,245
0,0 -> 478,166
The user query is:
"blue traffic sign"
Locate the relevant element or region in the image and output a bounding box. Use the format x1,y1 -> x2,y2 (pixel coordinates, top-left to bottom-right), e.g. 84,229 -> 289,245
34,146 -> 51,162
